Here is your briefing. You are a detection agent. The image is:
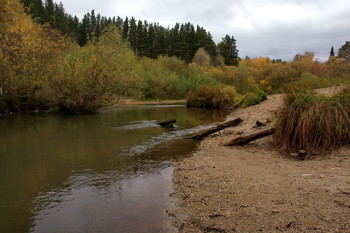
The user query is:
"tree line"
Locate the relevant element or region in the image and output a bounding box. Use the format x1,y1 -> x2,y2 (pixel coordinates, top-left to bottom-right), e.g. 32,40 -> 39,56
20,0 -> 239,65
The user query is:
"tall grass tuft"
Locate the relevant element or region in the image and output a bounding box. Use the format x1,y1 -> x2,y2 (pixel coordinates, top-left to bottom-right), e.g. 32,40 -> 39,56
274,89 -> 350,155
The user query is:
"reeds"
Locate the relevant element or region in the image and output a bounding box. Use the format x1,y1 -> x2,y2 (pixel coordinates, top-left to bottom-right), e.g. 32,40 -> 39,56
274,89 -> 350,155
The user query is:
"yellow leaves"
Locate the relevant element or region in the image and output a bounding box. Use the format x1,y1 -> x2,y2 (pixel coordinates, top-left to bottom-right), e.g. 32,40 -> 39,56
259,80 -> 267,86
91,56 -> 97,63
0,0 -> 70,111
259,80 -> 272,93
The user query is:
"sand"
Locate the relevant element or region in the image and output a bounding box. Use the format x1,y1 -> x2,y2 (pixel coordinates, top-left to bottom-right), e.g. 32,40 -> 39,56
170,86 -> 350,233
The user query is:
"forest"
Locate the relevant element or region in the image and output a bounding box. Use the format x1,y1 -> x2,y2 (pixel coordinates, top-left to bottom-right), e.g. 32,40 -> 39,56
1,0 -> 350,114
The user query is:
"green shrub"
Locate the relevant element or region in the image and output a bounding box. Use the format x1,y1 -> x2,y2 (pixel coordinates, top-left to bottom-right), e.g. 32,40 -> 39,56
52,26 -> 140,114
240,90 -> 268,108
283,72 -> 334,93
186,85 -> 236,109
274,89 -> 350,155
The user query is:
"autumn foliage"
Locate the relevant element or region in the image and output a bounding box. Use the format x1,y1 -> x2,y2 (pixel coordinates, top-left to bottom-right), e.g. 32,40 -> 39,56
1,0 -> 350,113
0,0 -> 70,112
187,85 -> 236,109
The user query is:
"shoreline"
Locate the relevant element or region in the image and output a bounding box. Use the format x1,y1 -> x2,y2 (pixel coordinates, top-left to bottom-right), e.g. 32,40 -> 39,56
171,86 -> 350,232
109,99 -> 187,107
0,99 -> 187,116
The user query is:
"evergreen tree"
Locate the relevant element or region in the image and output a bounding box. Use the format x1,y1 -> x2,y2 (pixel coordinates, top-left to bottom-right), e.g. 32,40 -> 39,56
54,2 -> 69,33
195,26 -> 216,58
95,13 -> 101,38
147,23 -> 155,57
330,46 -> 335,57
338,41 -> 350,61
28,0 -> 45,23
153,23 -> 166,58
78,14 -> 89,45
44,0 -> 55,25
169,23 -> 180,57
115,16 -> 123,32
122,17 -> 129,40
90,10 -> 97,37
136,20 -> 145,56
19,0 -> 238,63
128,17 -> 137,51
217,35 -> 239,66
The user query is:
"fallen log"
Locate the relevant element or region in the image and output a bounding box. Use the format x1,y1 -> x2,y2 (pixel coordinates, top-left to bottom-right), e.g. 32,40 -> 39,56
190,117 -> 243,140
226,96 -> 246,110
222,127 -> 275,146
158,119 -> 176,127
255,120 -> 267,127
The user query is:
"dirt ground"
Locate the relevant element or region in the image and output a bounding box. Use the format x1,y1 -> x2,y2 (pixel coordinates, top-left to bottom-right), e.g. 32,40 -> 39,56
171,86 -> 350,233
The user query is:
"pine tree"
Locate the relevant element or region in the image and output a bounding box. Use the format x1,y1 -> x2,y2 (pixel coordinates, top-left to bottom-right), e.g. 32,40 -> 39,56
217,35 -> 239,66
54,2 -> 69,34
44,0 -> 55,25
115,16 -> 123,32
136,20 -> 145,56
338,41 -> 350,61
128,17 -> 137,51
330,46 -> 335,57
122,17 -> 129,40
78,14 -> 89,45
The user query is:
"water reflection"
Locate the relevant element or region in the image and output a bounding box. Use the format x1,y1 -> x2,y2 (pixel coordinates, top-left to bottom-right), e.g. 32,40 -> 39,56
0,105 -> 226,233
32,165 -> 175,233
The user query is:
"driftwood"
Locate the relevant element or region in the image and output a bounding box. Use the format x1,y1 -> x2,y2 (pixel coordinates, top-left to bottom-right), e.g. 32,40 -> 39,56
190,117 -> 243,139
226,96 -> 246,110
222,127 -> 275,146
158,119 -> 176,127
255,120 -> 267,127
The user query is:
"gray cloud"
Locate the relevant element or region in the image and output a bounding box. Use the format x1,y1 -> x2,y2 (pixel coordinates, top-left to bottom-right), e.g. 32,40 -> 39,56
60,0 -> 350,61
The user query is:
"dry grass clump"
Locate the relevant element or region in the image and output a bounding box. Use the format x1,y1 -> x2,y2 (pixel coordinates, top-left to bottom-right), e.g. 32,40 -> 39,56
274,89 -> 350,155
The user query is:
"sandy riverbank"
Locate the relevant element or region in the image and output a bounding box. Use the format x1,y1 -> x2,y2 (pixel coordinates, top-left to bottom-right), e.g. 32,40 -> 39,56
171,86 -> 350,232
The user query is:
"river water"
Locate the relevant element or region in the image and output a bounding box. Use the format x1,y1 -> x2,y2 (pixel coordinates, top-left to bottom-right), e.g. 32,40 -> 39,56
0,105 -> 226,233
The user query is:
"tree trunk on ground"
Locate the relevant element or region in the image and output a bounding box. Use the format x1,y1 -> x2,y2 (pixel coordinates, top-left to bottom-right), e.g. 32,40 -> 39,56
222,128 -> 275,146
226,96 -> 246,110
158,119 -> 176,127
190,118 -> 243,139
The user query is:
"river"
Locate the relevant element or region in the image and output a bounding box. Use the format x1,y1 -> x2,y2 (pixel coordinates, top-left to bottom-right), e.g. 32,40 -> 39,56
0,105 -> 226,233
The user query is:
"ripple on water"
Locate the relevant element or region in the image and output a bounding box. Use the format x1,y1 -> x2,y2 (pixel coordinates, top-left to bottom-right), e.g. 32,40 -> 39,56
113,120 -> 159,130
122,123 -> 217,156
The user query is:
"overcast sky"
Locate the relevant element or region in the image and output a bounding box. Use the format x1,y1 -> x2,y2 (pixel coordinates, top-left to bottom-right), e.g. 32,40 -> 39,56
60,0 -> 350,61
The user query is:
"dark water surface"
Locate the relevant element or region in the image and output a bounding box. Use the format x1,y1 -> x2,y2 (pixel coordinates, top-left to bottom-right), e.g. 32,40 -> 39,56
0,105 -> 226,233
